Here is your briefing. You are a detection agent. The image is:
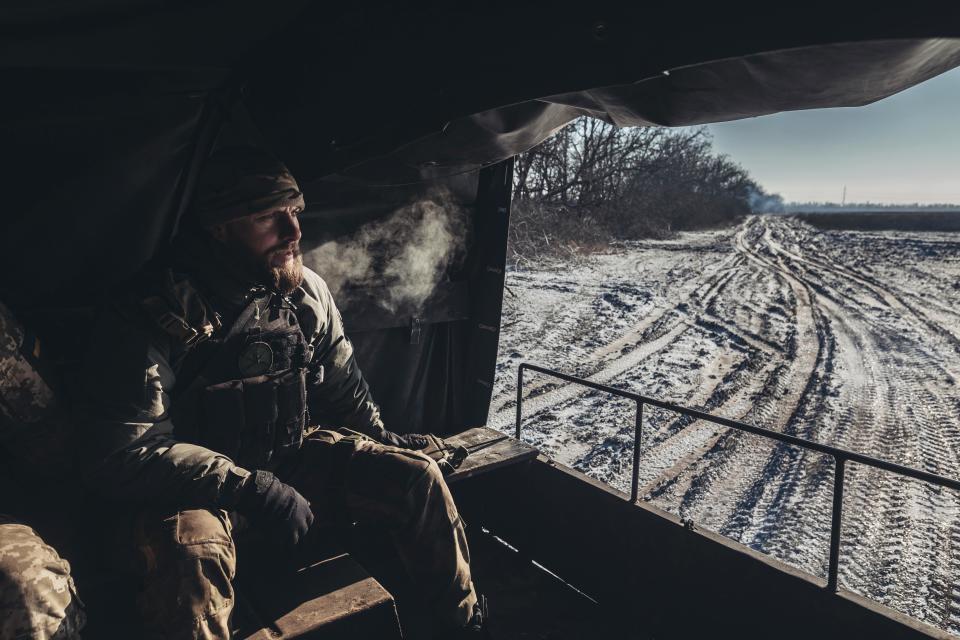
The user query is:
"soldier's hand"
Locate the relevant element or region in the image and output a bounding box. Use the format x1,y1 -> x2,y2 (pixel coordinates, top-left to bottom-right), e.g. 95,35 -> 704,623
381,430 -> 430,450
237,470 -> 314,548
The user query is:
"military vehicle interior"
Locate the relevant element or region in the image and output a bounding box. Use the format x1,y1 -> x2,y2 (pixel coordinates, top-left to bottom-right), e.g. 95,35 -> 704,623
3,3 -> 960,638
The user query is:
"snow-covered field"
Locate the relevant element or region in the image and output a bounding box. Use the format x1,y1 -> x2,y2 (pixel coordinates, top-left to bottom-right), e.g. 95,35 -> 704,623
488,215 -> 960,633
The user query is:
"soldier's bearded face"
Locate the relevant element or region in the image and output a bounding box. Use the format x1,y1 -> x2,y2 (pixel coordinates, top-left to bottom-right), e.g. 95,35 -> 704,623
212,206 -> 304,294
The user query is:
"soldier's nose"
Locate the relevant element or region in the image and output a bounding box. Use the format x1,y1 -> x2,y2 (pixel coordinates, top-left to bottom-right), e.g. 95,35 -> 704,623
280,210 -> 302,243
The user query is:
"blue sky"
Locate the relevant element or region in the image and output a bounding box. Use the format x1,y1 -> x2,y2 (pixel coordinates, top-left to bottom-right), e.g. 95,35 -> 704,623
705,66 -> 960,205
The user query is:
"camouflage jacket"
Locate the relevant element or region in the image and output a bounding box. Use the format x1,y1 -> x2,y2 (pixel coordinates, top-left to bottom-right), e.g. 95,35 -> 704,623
0,301 -> 77,515
79,233 -> 384,509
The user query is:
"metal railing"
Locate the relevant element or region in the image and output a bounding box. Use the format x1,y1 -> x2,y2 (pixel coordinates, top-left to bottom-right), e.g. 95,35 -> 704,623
515,362 -> 960,592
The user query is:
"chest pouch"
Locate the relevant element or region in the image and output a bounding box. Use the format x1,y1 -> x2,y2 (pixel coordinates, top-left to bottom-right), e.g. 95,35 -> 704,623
199,368 -> 307,470
173,293 -> 314,469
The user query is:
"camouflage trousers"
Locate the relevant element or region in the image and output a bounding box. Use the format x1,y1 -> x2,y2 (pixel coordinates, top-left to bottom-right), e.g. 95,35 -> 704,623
133,429 -> 477,639
0,516 -> 86,640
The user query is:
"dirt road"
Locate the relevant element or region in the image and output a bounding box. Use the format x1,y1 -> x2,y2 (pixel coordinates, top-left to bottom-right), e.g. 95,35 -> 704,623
490,215 -> 960,633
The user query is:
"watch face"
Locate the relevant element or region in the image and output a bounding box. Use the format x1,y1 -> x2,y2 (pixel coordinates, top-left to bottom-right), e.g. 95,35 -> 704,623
238,341 -> 274,377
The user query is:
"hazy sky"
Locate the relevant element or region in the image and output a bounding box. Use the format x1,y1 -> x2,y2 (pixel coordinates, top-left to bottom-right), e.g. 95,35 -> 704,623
705,66 -> 960,205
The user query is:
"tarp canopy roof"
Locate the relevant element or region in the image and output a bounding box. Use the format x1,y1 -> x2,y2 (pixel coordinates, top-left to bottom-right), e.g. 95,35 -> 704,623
4,2 -> 960,185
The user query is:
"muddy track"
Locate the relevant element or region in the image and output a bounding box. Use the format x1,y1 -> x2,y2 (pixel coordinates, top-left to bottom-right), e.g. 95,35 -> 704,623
645,219 -> 824,527
488,248 -> 742,426
709,220 -> 960,627
766,221 -> 960,375
491,216 -> 960,634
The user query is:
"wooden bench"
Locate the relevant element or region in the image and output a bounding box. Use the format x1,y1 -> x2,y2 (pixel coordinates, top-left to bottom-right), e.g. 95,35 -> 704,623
238,549 -> 402,639
444,426 -> 539,484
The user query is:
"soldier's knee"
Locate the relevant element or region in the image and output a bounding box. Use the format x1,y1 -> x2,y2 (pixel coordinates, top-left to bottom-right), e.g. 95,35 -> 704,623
401,449 -> 444,497
347,444 -> 453,524
138,508 -> 234,564
393,455 -> 465,542
136,509 -> 235,638
0,520 -> 85,640
411,456 -> 445,497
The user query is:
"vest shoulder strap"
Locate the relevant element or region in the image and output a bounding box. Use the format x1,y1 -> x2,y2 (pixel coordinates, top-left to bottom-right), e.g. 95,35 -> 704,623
169,292 -> 270,397
135,268 -> 222,349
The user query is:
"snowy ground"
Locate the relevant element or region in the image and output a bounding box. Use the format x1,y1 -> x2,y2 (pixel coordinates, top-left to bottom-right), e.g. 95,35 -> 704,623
488,215 -> 960,634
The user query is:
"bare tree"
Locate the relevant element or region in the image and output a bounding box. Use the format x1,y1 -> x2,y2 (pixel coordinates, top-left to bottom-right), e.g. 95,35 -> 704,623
514,120 -> 672,210
509,117 -> 770,263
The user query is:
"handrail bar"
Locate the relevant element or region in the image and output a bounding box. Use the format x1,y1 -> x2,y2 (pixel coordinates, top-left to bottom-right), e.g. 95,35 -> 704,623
516,362 -> 960,493
515,362 -> 960,593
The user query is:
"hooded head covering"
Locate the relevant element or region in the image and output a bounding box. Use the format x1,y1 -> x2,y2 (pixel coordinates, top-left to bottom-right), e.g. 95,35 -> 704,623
189,146 -> 305,226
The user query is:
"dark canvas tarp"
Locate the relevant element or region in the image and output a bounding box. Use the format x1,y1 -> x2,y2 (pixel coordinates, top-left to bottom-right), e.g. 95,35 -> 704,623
327,39 -> 960,184
4,3 -> 960,182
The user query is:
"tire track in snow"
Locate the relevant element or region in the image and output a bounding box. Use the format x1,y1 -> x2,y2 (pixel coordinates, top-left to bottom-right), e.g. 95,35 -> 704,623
645,218 -> 822,527
488,250 -> 742,424
493,215 -> 960,634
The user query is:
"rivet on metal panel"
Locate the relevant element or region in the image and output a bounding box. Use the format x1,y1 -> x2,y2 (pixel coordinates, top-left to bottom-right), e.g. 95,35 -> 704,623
592,20 -> 609,41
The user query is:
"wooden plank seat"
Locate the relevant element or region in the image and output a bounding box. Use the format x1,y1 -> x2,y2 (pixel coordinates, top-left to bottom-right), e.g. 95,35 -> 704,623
443,427 -> 539,484
236,545 -> 402,640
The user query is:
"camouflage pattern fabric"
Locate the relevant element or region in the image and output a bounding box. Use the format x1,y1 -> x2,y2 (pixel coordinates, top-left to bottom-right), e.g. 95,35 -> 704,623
0,301 -> 56,432
0,516 -> 85,640
0,300 -> 74,486
134,510 -> 235,640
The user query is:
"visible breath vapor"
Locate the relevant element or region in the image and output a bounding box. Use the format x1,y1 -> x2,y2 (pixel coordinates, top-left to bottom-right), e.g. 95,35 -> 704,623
303,188 -> 467,313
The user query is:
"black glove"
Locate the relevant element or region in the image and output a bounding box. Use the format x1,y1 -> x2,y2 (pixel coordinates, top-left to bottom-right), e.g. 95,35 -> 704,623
381,430 -> 430,450
237,470 -> 314,548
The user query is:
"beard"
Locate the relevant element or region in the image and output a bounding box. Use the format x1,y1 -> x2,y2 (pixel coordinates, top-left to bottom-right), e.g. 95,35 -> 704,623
268,248 -> 304,295
209,225 -> 305,295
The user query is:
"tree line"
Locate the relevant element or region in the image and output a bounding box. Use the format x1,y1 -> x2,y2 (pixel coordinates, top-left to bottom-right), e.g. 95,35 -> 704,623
509,118 -> 775,263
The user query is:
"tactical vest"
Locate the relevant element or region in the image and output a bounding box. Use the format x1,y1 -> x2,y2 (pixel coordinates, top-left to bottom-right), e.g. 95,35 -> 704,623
139,271 -> 320,471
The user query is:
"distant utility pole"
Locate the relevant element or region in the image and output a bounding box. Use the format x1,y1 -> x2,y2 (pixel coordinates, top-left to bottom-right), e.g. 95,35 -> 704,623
841,185 -> 847,206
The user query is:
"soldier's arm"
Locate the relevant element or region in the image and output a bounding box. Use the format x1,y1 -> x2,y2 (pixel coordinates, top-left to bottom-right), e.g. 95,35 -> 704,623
79,305 -> 250,508
300,270 -> 386,440
0,301 -> 71,471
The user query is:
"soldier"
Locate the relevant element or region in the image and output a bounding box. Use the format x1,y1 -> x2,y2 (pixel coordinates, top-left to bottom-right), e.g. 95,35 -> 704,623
79,146 -> 486,639
0,301 -> 86,639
